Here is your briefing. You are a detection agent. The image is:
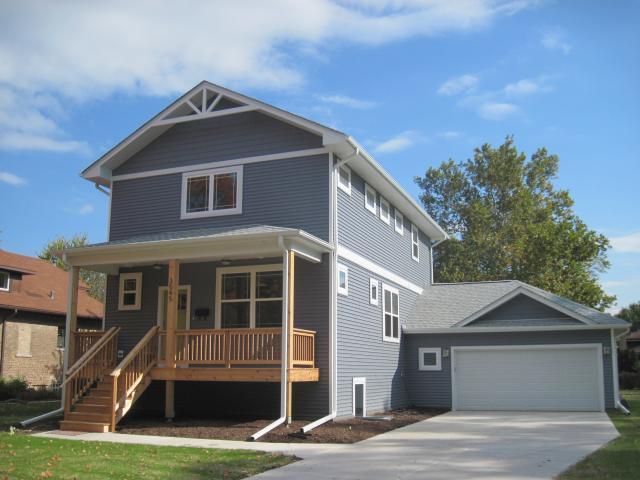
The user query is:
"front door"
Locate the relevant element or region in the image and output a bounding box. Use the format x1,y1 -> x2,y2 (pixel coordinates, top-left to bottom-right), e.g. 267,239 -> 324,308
157,286 -> 191,361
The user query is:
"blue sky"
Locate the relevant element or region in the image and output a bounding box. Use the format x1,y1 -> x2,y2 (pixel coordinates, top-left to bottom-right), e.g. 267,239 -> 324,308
0,0 -> 638,311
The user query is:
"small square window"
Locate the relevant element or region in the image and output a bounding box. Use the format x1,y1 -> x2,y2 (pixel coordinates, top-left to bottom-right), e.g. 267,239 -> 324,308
364,183 -> 377,214
394,210 -> 404,235
411,224 -> 420,262
337,264 -> 349,296
337,165 -> 351,195
57,327 -> 65,349
0,271 -> 9,292
369,278 -> 379,305
418,347 -> 442,371
379,198 -> 390,224
119,272 -> 142,310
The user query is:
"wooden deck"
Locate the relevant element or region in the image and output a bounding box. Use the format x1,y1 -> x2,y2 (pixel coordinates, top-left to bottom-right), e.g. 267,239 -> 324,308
150,366 -> 319,382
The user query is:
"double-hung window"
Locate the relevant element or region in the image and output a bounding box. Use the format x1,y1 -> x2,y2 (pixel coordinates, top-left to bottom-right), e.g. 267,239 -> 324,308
364,183 -> 377,214
217,265 -> 283,328
0,271 -> 9,292
382,284 -> 399,342
337,164 -> 351,195
181,165 -> 242,219
379,198 -> 390,224
394,210 -> 404,235
411,224 -> 420,261
119,272 -> 142,310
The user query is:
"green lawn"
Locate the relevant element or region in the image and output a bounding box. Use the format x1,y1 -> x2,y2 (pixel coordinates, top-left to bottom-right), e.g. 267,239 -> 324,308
559,390 -> 640,479
0,400 -> 60,430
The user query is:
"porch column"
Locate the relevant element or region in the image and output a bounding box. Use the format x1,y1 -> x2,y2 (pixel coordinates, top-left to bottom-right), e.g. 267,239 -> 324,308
165,259 -> 179,420
286,250 -> 295,424
61,266 -> 79,413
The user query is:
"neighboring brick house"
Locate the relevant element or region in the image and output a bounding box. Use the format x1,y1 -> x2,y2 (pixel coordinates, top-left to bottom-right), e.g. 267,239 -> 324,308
0,250 -> 103,387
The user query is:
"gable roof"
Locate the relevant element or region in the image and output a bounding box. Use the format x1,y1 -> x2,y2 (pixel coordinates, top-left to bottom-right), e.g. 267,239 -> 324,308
0,250 -> 103,319
404,280 -> 629,331
81,81 -> 448,243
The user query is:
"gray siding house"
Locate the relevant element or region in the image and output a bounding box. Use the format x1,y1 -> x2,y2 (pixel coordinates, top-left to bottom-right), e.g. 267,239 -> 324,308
59,81 -> 629,435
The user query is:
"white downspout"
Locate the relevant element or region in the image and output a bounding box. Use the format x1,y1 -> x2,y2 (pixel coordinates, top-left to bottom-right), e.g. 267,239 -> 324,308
250,238 -> 290,440
612,328 -> 631,415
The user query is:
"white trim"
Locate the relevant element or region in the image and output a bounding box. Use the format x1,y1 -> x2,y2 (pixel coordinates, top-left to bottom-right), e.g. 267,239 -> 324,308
364,183 -> 377,215
118,272 -> 142,310
352,377 -> 366,417
214,263 -> 282,329
404,325 -> 626,334
394,209 -> 404,235
337,264 -> 349,296
337,164 -> 351,195
369,278 -> 379,306
411,224 -> 419,262
450,344 -> 605,412
112,148 -> 328,182
379,197 -> 390,224
180,165 -> 243,219
611,329 -> 620,403
0,270 -> 9,292
154,105 -> 256,127
337,245 -> 423,295
418,347 -> 442,371
330,154 -> 338,417
382,283 -> 400,343
157,285 -> 192,330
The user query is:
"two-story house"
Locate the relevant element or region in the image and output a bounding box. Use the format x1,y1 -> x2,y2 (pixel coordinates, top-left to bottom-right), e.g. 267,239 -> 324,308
59,82 -> 629,435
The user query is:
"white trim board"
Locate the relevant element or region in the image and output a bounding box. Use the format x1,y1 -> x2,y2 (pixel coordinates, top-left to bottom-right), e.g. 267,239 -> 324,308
337,245 -> 423,295
404,325 -> 625,334
112,148 -> 328,182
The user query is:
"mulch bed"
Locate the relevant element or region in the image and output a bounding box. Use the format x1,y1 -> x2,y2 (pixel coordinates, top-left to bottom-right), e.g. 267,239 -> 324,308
116,407 -> 445,443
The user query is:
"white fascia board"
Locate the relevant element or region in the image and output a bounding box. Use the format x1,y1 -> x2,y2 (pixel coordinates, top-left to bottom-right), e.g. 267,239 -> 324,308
403,324 -> 627,334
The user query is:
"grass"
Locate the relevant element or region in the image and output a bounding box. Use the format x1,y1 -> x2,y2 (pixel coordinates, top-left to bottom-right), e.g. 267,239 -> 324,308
559,390 -> 640,479
0,400 -> 60,430
0,433 -> 293,479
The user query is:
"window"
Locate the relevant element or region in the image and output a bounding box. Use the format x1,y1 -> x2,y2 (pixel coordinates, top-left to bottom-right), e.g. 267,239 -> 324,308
364,183 -> 377,214
379,198 -> 390,224
0,271 -> 9,292
181,165 -> 242,219
16,324 -> 31,357
337,164 -> 351,195
418,347 -> 442,371
57,327 -> 65,349
382,284 -> 399,342
216,265 -> 283,328
411,224 -> 420,262
337,264 -> 349,296
394,209 -> 404,235
118,272 -> 142,310
369,278 -> 379,305
352,377 -> 366,417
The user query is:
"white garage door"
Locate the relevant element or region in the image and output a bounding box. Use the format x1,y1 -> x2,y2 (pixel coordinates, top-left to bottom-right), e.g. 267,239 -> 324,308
452,345 -> 604,412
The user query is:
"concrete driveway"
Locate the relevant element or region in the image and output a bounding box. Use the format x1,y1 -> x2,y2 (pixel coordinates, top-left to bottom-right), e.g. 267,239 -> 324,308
250,411 -> 618,480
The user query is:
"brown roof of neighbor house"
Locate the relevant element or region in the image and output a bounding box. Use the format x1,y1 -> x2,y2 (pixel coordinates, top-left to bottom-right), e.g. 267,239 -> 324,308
626,331 -> 640,341
0,250 -> 103,319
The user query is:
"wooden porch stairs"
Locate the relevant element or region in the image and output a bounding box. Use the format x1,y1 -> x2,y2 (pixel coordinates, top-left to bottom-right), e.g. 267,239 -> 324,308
60,374 -> 114,432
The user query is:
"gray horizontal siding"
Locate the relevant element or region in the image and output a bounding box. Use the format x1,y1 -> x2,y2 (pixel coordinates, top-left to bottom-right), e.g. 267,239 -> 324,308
336,259 -> 418,416
114,111 -> 323,175
469,294 -> 583,327
404,330 -> 615,409
110,154 -> 330,241
337,166 -> 431,287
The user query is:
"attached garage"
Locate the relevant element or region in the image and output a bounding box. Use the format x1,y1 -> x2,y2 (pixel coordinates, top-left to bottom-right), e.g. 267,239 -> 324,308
451,345 -> 605,412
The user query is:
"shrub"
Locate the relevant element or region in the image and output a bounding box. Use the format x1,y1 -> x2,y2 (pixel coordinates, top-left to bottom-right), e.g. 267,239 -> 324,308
0,377 -> 29,401
618,349 -> 638,372
619,371 -> 640,390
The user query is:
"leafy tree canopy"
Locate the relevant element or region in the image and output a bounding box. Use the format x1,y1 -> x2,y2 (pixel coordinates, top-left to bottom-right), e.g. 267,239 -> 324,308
618,302 -> 640,332
415,136 -> 614,311
39,234 -> 105,303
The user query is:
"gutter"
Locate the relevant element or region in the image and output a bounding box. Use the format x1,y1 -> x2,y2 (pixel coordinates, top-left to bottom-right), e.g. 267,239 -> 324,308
404,324 -> 630,334
613,328 -> 631,415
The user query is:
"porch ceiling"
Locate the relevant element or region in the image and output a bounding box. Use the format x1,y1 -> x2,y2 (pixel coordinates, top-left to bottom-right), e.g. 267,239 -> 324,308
62,225 -> 332,273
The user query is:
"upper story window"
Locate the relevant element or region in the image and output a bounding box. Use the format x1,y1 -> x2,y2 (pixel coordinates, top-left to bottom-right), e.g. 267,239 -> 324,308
119,272 -> 142,310
364,183 -> 377,214
338,165 -> 351,195
382,284 -> 400,342
0,271 -> 9,292
337,264 -> 349,296
379,198 -> 390,224
181,165 -> 243,219
411,224 -> 420,262
394,209 -> 404,235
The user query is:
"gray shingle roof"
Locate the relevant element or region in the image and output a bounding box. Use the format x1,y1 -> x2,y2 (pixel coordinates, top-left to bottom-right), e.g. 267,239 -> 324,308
405,280 -> 629,330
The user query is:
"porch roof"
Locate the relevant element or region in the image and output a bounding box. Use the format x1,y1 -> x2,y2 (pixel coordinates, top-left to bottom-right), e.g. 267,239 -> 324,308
62,225 -> 332,273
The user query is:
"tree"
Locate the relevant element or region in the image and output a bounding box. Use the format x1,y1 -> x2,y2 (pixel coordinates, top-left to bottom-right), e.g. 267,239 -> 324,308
39,234 -> 105,303
415,136 -> 615,311
618,301 -> 640,332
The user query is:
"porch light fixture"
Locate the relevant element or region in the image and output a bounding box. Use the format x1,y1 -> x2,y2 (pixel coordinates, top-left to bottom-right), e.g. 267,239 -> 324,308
442,348 -> 450,358
603,346 -> 611,355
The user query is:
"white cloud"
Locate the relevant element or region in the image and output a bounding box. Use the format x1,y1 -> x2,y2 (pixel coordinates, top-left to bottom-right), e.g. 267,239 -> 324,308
78,203 -> 94,215
437,131 -> 461,139
541,31 -> 572,54
0,171 -> 27,187
478,102 -> 519,120
437,74 -> 479,95
317,94 -> 377,109
611,231 -> 640,253
373,130 -> 421,153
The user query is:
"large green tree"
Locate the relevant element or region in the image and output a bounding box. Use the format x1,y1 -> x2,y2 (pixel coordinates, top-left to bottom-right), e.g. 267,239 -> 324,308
39,234 -> 105,303
415,136 -> 614,310
618,302 -> 640,332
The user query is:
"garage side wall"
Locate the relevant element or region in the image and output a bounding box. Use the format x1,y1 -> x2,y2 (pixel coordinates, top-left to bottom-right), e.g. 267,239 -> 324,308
404,330 -> 614,409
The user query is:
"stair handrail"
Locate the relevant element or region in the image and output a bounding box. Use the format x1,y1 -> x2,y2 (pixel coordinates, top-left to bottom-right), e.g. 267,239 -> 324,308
62,326 -> 120,386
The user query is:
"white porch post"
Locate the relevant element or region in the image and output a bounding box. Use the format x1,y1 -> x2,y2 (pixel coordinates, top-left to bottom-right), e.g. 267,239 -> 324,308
280,249 -> 290,423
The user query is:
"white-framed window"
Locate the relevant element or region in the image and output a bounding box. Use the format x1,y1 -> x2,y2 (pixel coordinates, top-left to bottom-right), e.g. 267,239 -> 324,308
215,264 -> 283,329
382,284 -> 399,343
352,377 -> 366,417
337,164 -> 351,195
411,224 -> 420,262
394,209 -> 404,235
379,198 -> 390,224
369,278 -> 379,305
418,347 -> 442,371
181,165 -> 243,219
119,272 -> 142,310
337,264 -> 349,296
364,183 -> 377,214
0,271 -> 9,292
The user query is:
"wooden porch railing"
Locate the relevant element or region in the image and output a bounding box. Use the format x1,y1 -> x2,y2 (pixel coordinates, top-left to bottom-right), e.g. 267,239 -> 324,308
62,326 -> 120,414
110,326 -> 160,431
73,330 -> 105,362
159,327 -> 315,368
